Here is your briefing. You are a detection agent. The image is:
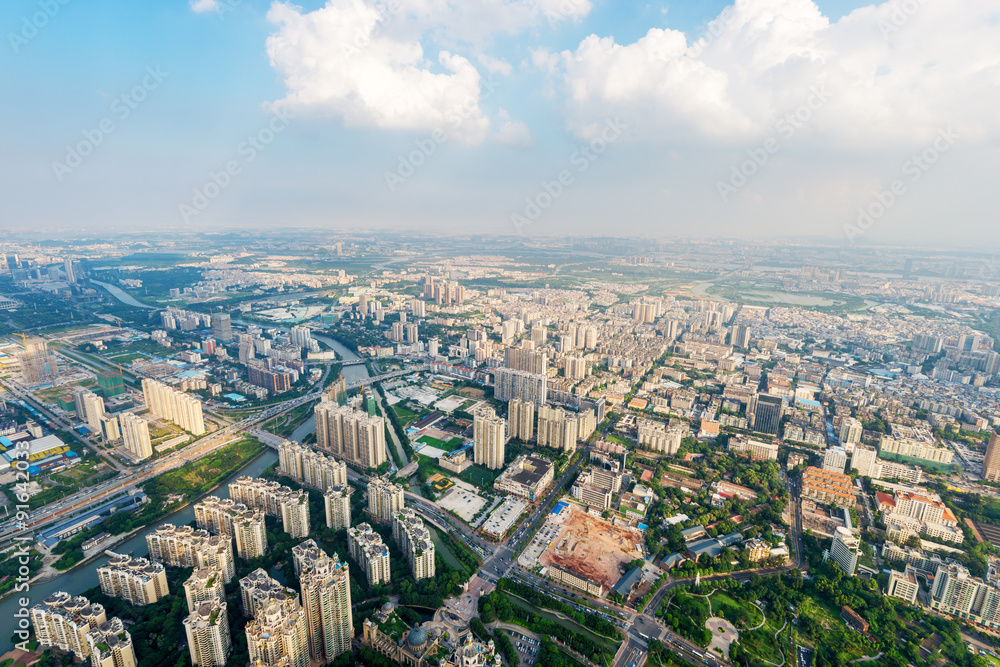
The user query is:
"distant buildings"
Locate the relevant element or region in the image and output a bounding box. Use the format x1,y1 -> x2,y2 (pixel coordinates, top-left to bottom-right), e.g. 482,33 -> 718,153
474,406 -> 506,470
314,401 -> 388,469
211,312 -> 233,342
248,361 -> 293,396
97,554 -> 168,606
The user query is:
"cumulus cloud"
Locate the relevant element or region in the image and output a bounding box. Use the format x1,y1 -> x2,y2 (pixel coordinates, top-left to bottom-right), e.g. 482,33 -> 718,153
266,0 -> 492,145
190,0 -> 217,13
540,0 -> 1000,148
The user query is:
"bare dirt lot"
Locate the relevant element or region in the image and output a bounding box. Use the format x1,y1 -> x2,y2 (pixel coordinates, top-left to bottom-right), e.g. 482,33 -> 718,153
539,505 -> 644,589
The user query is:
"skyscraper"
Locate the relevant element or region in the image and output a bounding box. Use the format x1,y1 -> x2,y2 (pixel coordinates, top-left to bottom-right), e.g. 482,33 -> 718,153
18,337 -> 59,385
210,312 -> 233,342
118,412 -> 152,461
347,523 -> 391,586
63,258 -> 76,284
314,402 -> 387,469
753,394 -> 784,436
299,552 -> 354,662
141,378 -> 206,435
392,508 -> 435,581
324,485 -> 352,530
245,597 -> 309,667
183,601 -> 231,667
493,367 -> 547,406
366,475 -> 405,524
826,527 -> 861,576
474,407 -> 506,470
984,429 -> 1000,483
86,618 -> 137,667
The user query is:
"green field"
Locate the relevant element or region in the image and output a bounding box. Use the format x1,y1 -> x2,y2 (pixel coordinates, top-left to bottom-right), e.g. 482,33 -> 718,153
460,465 -> 497,489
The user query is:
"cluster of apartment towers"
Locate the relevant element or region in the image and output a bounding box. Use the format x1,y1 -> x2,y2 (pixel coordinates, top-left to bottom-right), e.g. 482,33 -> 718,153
29,441 -> 432,667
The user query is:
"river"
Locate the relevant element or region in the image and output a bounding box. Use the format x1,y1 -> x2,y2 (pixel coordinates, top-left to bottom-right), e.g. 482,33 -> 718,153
1,320 -> 369,651
91,280 -> 159,310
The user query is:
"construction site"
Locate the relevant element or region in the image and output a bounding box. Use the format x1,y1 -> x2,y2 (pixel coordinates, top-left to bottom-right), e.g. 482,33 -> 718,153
539,503 -> 645,591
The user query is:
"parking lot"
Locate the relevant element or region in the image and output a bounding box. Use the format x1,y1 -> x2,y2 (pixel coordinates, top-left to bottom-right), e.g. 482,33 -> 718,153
518,516 -> 561,568
506,630 -> 540,665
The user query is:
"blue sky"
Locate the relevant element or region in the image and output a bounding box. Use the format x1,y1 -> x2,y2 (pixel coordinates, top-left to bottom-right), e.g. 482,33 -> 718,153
2,0 -> 998,246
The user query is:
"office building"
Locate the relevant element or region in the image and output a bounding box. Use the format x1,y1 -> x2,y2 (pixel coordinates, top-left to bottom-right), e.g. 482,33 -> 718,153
183,600 -> 231,667
279,441 -> 348,492
18,336 -> 59,385
984,429 -> 1000,483
637,420 -> 683,455
393,508 -> 436,581
30,592 -> 107,660
347,523 -> 392,586
494,454 -> 554,501
324,485 -> 352,530
141,378 -> 205,435
826,526 -> 861,576
314,401 -> 388,469
210,312 -> 233,342
474,406 -> 506,470
493,367 -> 547,406
86,618 -> 137,667
240,568 -> 299,619
145,524 -> 236,583
245,597 -> 310,667
752,394 -> 784,436
183,567 -> 226,613
886,567 -> 920,604
97,554 -> 169,606
366,475 -> 405,524
508,398 -> 534,441
118,412 -> 152,461
300,552 -> 354,662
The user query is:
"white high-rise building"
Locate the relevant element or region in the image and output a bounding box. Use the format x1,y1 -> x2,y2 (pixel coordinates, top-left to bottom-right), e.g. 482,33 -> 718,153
822,447 -> 849,474
508,398 -> 534,441
493,367 -> 547,406
194,496 -> 267,559
97,554 -> 169,606
30,592 -> 106,660
79,390 -> 105,433
184,601 -> 231,667
183,567 -> 226,613
324,485 -> 352,530
228,476 -> 311,539
142,378 -> 205,435
637,420 -> 682,455
240,568 -> 299,619
314,401 -> 387,469
245,597 -> 310,667
279,441 -> 348,492
366,475 -> 405,524
347,523 -> 391,586
840,417 -> 864,449
474,407 -> 506,470
392,508 -> 436,581
826,526 -> 861,576
145,524 -> 235,583
536,405 -> 578,452
118,412 -> 152,461
564,356 -> 587,380
930,563 -> 1000,627
300,552 -> 354,662
86,618 -> 137,667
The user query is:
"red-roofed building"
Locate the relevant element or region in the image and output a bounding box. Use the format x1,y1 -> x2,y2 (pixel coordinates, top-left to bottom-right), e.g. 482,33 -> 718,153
875,492 -> 896,510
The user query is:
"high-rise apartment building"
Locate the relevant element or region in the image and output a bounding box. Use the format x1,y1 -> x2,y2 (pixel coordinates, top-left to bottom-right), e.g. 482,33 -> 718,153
97,554 -> 169,606
86,618 -> 137,667
324,485 -> 352,530
183,567 -> 226,613
474,407 -> 506,470
30,592 -> 106,660
840,417 -> 864,448
730,324 -> 751,349
493,367 -> 547,406
279,441 -> 348,492
183,600 -> 231,667
984,428 -> 1000,483
228,476 -> 311,539
637,420 -> 683,455
564,355 -> 587,380
18,336 -> 59,385
504,346 -> 548,375
248,362 -> 293,396
245,597 -> 310,667
822,447 -> 849,474
930,564 -> 1000,628
314,401 -> 388,469
292,539 -> 326,578
508,398 -> 534,441
240,568 -> 299,619
76,390 -> 105,433
194,496 -> 267,558
118,412 -> 152,461
536,405 -> 578,452
367,475 -> 405,524
145,524 -> 236,583
826,526 -> 861,576
210,312 -> 233,342
347,523 -> 392,586
142,378 -> 205,435
300,552 -> 354,662
392,508 -> 436,581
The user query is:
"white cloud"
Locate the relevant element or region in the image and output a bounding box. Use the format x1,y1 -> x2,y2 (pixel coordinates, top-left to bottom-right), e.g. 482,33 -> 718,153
190,0 -> 217,13
541,0 -> 1000,148
266,0 -> 491,145
495,109 -> 533,147
477,53 -> 513,76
